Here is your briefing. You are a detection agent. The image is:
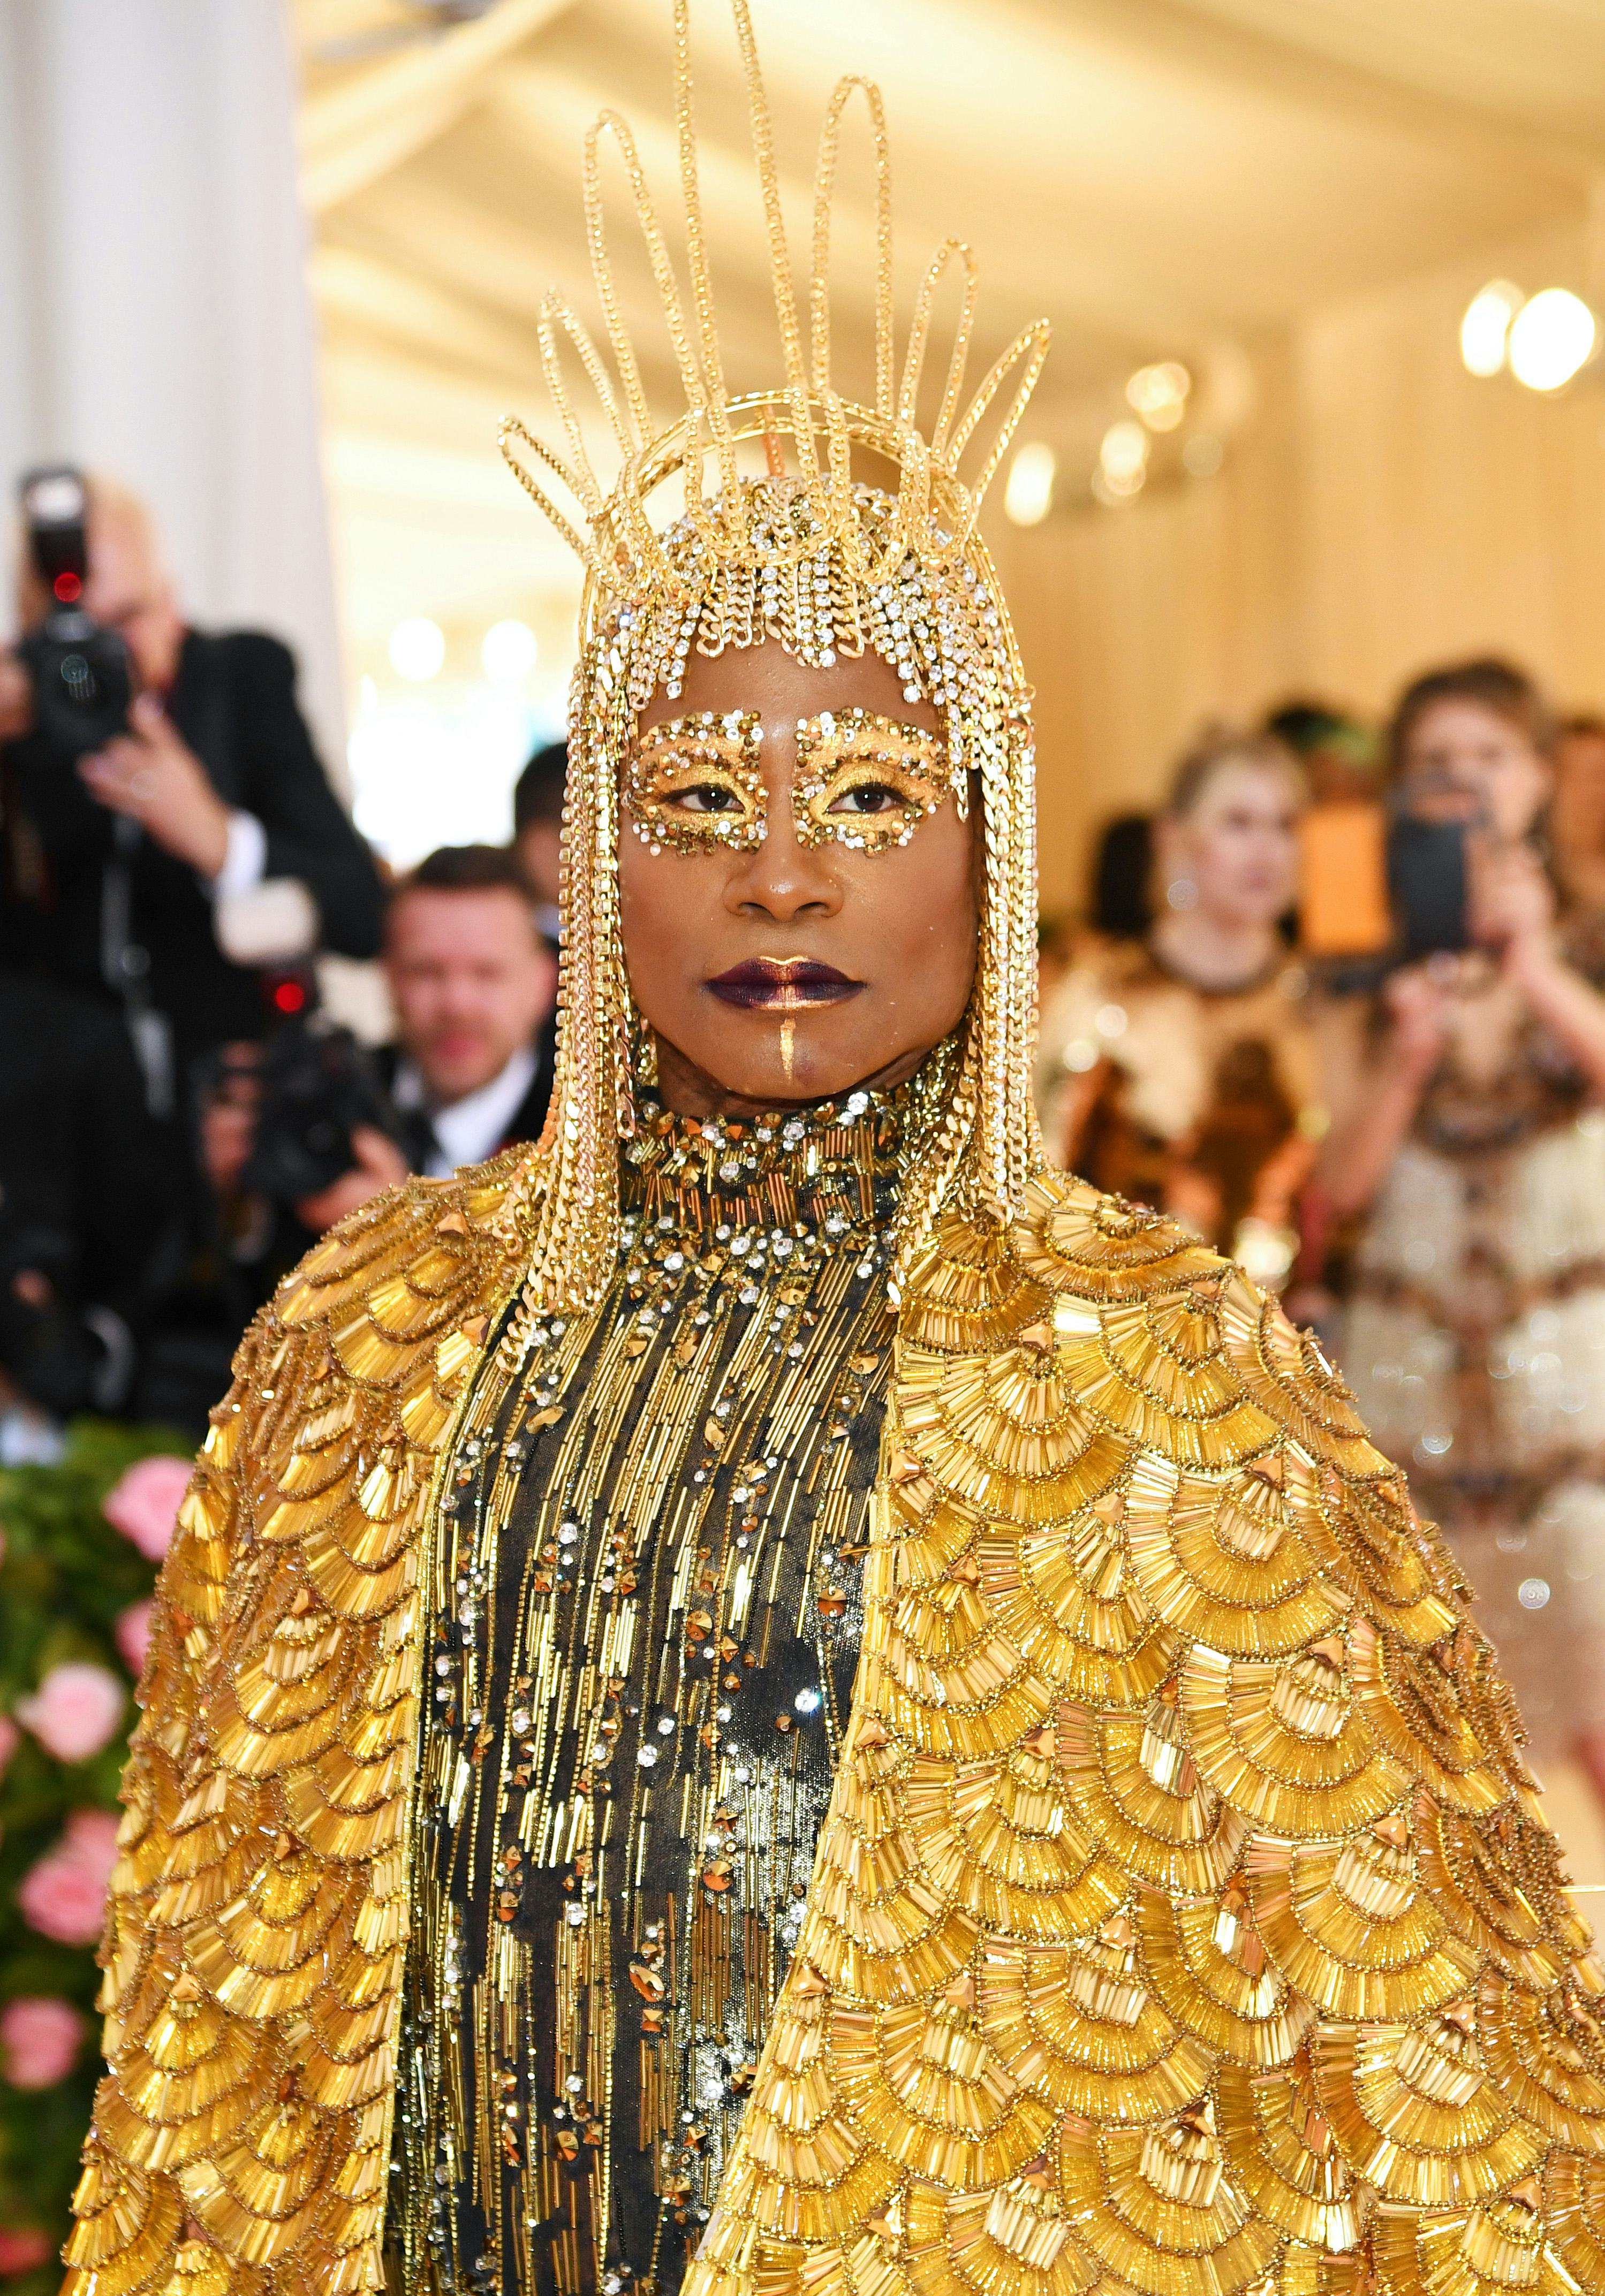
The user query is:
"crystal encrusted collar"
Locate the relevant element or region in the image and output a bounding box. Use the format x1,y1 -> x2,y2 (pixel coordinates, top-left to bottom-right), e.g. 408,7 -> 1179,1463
622,1081 -> 908,1240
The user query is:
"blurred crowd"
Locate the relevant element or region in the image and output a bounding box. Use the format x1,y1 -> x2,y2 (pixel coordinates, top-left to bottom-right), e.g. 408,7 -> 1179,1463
1035,670 -> 1605,1793
7,465 -> 1605,1807
0,470 -> 563,1448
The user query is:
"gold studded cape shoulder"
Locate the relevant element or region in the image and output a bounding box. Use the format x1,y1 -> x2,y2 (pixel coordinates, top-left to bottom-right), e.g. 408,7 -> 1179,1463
61,1152 -> 536,2296
685,1169 -> 1605,2296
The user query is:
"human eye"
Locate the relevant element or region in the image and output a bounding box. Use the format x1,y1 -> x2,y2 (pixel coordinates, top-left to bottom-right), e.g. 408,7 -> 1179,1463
794,708 -> 950,852
624,711 -> 764,854
826,778 -> 911,817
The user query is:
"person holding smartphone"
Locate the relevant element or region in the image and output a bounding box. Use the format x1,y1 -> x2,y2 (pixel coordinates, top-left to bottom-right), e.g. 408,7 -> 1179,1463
1321,656 -> 1605,1803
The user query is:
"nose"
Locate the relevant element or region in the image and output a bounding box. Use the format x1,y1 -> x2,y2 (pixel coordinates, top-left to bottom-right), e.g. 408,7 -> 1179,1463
723,762 -> 843,923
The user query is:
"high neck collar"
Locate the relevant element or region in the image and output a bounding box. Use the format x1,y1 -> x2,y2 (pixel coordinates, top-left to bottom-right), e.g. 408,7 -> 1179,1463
623,1078 -> 911,1237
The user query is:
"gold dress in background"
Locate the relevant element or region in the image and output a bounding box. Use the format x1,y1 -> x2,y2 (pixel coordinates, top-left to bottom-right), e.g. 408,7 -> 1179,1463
1337,932 -> 1605,1759
397,1086 -> 917,2294
1035,938 -> 1324,1290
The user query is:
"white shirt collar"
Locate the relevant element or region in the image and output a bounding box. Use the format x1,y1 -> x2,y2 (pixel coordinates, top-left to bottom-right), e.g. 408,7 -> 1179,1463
395,1044 -> 539,1176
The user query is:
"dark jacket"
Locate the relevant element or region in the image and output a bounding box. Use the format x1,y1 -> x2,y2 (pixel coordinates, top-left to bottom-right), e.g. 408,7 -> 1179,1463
0,627 -> 385,1075
0,974 -> 177,1415
376,1013 -> 557,1173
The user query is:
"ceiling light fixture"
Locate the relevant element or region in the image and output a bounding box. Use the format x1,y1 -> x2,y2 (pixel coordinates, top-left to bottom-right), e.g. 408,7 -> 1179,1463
1004,443 -> 1057,526
1126,361 -> 1191,431
1506,288 -> 1597,392
1459,280 -> 1524,377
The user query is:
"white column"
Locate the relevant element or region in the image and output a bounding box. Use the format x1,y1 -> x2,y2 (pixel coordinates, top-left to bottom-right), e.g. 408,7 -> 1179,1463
0,0 -> 349,784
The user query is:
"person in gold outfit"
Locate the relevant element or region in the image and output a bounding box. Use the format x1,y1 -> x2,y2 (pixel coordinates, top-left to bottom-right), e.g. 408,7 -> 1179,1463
1036,729 -> 1322,1293
64,14 -> 1605,2296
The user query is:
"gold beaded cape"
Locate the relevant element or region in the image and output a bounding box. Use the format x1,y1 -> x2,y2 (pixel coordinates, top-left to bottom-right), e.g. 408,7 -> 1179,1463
61,2 -> 1605,2291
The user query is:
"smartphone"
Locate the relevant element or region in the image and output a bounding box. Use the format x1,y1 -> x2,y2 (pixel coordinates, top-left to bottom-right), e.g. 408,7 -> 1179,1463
1387,816 -> 1470,961
1298,803 -> 1469,963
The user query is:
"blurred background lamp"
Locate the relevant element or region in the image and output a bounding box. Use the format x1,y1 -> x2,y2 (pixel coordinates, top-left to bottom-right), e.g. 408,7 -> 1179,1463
1097,419 -> 1149,500
1182,432 -> 1224,478
1126,360 -> 1191,430
481,618 -> 539,685
388,616 -> 446,681
1507,288 -> 1597,392
1459,279 -> 1524,377
1003,442 -> 1056,526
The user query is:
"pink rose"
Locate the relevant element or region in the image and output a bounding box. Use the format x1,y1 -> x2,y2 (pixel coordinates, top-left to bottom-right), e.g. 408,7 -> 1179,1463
115,1599 -> 155,1678
102,1452 -> 191,1562
0,1996 -> 83,2089
16,1661 -> 125,1765
17,1809 -> 120,1945
0,2227 -> 51,2276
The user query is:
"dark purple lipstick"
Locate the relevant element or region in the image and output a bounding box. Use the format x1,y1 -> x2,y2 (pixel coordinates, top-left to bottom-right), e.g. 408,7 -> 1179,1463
706,956 -> 864,1010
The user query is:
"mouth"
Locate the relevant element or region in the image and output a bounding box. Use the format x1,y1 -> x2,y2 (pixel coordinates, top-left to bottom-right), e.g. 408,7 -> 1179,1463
705,956 -> 865,1010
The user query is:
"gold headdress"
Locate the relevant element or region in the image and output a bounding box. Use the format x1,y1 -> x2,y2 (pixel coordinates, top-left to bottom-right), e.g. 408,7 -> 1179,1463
501,0 -> 1050,1317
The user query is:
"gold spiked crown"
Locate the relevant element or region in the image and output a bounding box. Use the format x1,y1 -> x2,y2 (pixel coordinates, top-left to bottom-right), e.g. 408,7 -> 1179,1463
495,0 -> 1052,1324
498,1 -> 1051,612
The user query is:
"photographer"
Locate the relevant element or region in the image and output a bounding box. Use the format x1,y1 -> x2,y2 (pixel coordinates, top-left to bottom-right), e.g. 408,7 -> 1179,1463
290,843 -> 557,1231
1321,656 -> 1605,1798
0,470 -> 384,1105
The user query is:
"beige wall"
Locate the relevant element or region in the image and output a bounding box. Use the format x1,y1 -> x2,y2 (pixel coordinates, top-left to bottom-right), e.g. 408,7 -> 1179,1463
998,225 -> 1605,918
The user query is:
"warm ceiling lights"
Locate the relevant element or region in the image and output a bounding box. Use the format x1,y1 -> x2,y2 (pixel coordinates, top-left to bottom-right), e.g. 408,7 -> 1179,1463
1508,288 -> 1597,392
1093,420 -> 1149,505
1460,280 -> 1524,377
1126,361 -> 1191,431
1004,442 -> 1057,526
1460,279 -> 1598,391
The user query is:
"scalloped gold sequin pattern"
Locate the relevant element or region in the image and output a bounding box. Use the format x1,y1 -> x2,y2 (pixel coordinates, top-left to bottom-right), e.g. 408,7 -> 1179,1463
684,1170 -> 1605,2296
62,1155 -> 531,2296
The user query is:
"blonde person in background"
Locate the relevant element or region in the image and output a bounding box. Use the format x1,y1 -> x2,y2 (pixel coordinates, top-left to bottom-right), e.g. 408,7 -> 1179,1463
1322,657 -> 1605,1803
1035,726 -> 1324,1292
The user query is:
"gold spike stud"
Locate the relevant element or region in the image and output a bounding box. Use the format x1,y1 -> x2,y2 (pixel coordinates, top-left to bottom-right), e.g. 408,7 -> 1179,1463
1018,1722 -> 1056,1760
889,1451 -> 925,1485
1371,1812 -> 1410,1849
1017,2153 -> 1055,2191
437,1210 -> 470,1237
1247,1451 -> 1284,1489
275,1831 -> 297,1860
1440,1997 -> 1477,2035
790,1962 -> 829,1997
1015,1321 -> 1055,1356
1508,2176 -> 1543,2212
942,1970 -> 977,2011
950,1551 -> 980,1585
1099,1913 -> 1135,1950
1090,1491 -> 1126,1525
1307,1634 -> 1346,1668
855,1717 -> 890,1750
288,1585 -> 314,1617
171,1971 -> 202,2004
460,1313 -> 490,1347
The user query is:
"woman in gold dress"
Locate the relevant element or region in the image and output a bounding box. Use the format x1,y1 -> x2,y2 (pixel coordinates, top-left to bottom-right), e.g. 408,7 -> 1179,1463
1036,729 -> 1321,1293
1324,658 -> 1605,1797
64,19 -> 1605,2296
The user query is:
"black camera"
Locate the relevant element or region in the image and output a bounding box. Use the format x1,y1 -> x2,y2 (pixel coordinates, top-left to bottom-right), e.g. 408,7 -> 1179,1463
15,466 -> 132,761
244,1015 -> 401,1205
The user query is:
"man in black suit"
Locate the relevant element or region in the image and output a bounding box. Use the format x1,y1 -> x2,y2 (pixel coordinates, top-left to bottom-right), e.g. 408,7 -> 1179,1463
294,844 -> 557,1232
0,476 -> 384,1103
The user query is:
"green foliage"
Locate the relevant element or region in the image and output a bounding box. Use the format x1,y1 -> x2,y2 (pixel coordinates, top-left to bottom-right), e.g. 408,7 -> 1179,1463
0,1421 -> 189,2293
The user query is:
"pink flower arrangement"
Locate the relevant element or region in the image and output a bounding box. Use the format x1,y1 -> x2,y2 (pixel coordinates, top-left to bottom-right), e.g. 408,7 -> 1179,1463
101,1452 -> 190,1562
15,1662 -> 125,1765
0,1996 -> 83,2090
17,1809 -> 120,1946
114,1599 -> 155,1678
0,2227 -> 50,2276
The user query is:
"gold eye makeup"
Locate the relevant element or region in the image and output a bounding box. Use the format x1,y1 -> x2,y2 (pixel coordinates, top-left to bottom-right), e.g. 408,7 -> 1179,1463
793,708 -> 951,853
624,711 -> 765,855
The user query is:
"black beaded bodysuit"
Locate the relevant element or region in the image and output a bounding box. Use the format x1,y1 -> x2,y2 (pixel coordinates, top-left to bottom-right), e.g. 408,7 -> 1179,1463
394,1088 -> 918,2293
